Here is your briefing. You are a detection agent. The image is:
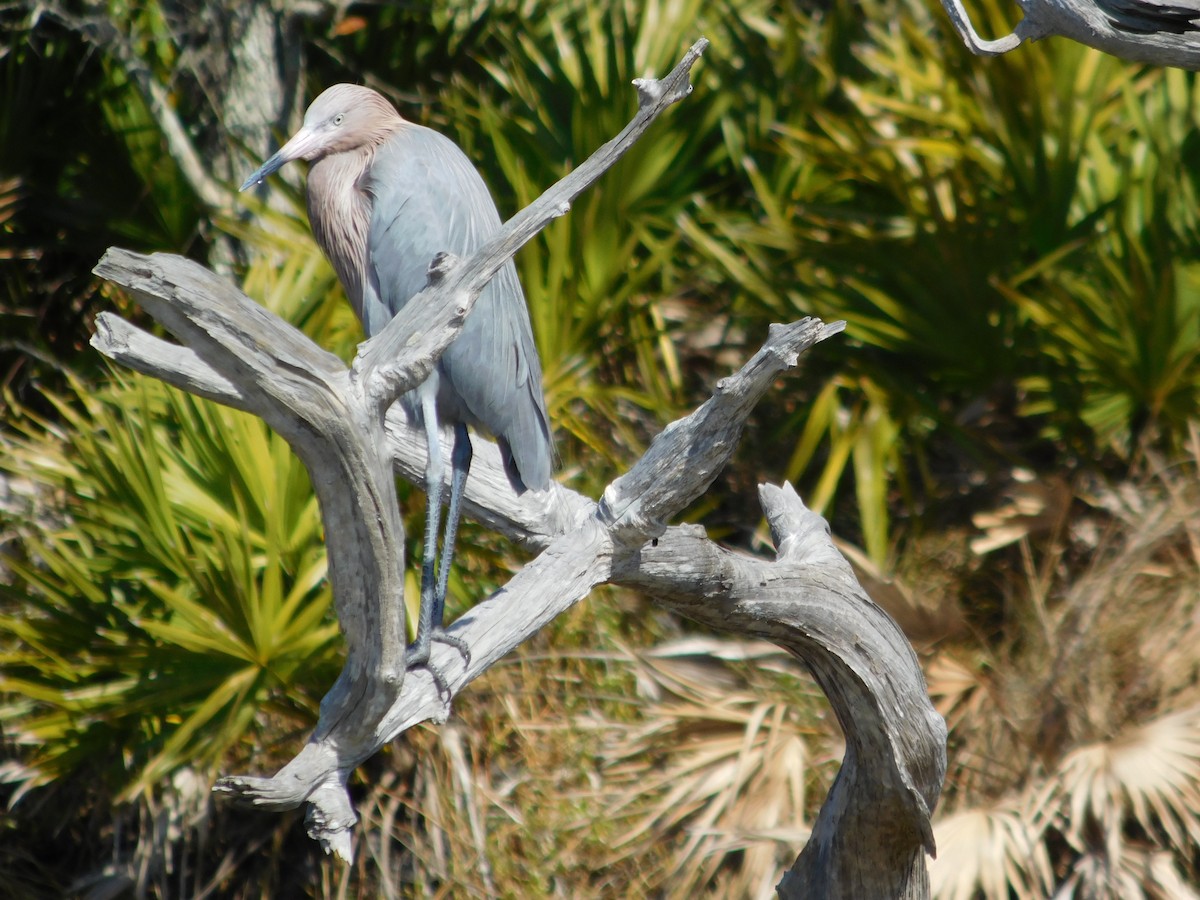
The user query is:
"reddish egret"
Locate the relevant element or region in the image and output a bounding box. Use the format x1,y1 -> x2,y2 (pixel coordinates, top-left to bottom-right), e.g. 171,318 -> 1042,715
241,84 -> 553,685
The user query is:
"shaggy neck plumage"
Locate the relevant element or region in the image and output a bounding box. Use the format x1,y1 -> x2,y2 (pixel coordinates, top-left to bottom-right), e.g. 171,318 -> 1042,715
306,119 -> 403,324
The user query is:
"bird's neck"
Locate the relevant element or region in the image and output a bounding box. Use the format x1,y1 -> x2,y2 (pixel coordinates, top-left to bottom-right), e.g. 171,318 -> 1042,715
307,147 -> 379,322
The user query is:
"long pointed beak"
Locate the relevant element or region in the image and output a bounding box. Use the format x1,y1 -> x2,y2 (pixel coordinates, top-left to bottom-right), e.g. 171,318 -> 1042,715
239,126 -> 323,192
239,150 -> 288,192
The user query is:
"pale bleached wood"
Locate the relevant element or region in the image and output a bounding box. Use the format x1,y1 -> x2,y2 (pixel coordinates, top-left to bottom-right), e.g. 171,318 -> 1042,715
942,0 -> 1200,68
91,38 -> 947,897
369,319 -> 844,740
93,250 -> 410,867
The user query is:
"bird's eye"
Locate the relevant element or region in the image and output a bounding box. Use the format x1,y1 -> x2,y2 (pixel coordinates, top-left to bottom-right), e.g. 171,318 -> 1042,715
333,114 -> 345,126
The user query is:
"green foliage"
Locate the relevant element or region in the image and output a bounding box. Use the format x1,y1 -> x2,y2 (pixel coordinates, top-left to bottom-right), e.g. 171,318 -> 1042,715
0,11 -> 203,396
1002,66 -> 1200,454
673,0 -> 1200,561
0,375 -> 340,799
0,237 -> 354,800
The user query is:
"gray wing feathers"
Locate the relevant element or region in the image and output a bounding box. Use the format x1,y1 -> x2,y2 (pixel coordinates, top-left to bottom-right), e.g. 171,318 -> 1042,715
365,125 -> 552,490
1097,0 -> 1200,32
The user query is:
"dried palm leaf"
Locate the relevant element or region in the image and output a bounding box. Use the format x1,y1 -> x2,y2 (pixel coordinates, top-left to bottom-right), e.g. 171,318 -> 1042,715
595,640 -> 822,897
929,802 -> 1054,900
1053,845 -> 1199,900
1048,706 -> 1200,860
925,652 -> 991,734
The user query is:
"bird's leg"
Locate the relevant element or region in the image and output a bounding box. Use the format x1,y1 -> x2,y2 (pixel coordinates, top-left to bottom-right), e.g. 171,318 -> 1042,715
408,393 -> 447,691
429,422 -> 472,662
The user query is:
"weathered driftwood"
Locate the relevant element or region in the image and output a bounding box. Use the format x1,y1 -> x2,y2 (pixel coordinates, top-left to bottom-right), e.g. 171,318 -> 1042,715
91,39 -> 946,899
942,0 -> 1200,67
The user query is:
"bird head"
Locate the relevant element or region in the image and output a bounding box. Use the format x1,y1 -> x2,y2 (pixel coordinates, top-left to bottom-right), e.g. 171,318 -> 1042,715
239,84 -> 403,191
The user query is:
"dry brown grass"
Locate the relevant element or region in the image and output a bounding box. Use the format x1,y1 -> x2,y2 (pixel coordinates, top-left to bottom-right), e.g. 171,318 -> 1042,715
925,432 -> 1200,898
339,621 -> 840,898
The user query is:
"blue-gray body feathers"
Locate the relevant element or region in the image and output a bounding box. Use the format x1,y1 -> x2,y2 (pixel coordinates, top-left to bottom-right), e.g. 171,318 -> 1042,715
241,84 -> 548,678
362,124 -> 551,491
1097,0 -> 1200,31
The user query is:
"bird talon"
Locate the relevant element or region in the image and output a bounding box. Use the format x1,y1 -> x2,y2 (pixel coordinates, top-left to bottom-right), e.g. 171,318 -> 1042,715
424,660 -> 452,700
405,646 -> 450,699
406,628 -> 468,700
431,629 -> 471,666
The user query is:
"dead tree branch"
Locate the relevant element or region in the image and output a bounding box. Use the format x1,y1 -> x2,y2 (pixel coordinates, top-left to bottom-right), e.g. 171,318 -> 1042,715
91,38 -> 946,898
941,0 -> 1200,67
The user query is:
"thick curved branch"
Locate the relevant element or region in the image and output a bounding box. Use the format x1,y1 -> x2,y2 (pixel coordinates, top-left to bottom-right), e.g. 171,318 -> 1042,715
604,488 -> 945,898
395,409 -> 946,900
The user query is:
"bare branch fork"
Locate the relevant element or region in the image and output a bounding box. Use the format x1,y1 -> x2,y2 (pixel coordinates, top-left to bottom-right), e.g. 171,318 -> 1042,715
92,39 -> 946,898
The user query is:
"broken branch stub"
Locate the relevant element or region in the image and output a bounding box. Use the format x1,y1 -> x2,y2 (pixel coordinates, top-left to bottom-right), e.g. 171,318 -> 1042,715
91,37 -> 947,897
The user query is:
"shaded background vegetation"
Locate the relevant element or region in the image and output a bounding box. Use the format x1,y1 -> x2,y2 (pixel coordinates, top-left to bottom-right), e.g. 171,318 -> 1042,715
2,0 -> 1200,896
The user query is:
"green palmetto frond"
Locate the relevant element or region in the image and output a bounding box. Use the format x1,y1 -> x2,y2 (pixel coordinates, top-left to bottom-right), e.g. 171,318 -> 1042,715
672,0 -> 1200,561
1007,229 -> 1200,456
0,376 -> 340,800
781,376 -> 906,565
0,246 -> 353,800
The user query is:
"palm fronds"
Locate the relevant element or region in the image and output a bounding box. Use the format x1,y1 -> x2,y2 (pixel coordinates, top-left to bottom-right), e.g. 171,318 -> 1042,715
0,373 -> 340,800
589,641 -> 827,898
1051,709 -> 1200,866
930,803 -> 1054,900
929,440 -> 1200,897
0,241 -> 361,802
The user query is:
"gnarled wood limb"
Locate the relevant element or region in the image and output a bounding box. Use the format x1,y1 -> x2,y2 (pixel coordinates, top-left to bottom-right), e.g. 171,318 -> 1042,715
92,38 -> 946,897
941,0 -> 1200,68
93,249 -> 410,852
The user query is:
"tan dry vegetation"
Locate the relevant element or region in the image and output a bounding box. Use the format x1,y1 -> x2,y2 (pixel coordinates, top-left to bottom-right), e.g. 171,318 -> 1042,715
925,430 -> 1200,897
332,628 -> 841,898
335,441 -> 1200,898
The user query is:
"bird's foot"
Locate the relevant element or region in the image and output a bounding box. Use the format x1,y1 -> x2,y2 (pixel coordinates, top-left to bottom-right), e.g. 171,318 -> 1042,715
406,628 -> 471,701
431,628 -> 471,665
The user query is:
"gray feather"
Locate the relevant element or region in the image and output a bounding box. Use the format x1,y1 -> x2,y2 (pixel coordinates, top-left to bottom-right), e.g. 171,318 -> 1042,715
1097,0 -> 1200,33
364,124 -> 552,490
